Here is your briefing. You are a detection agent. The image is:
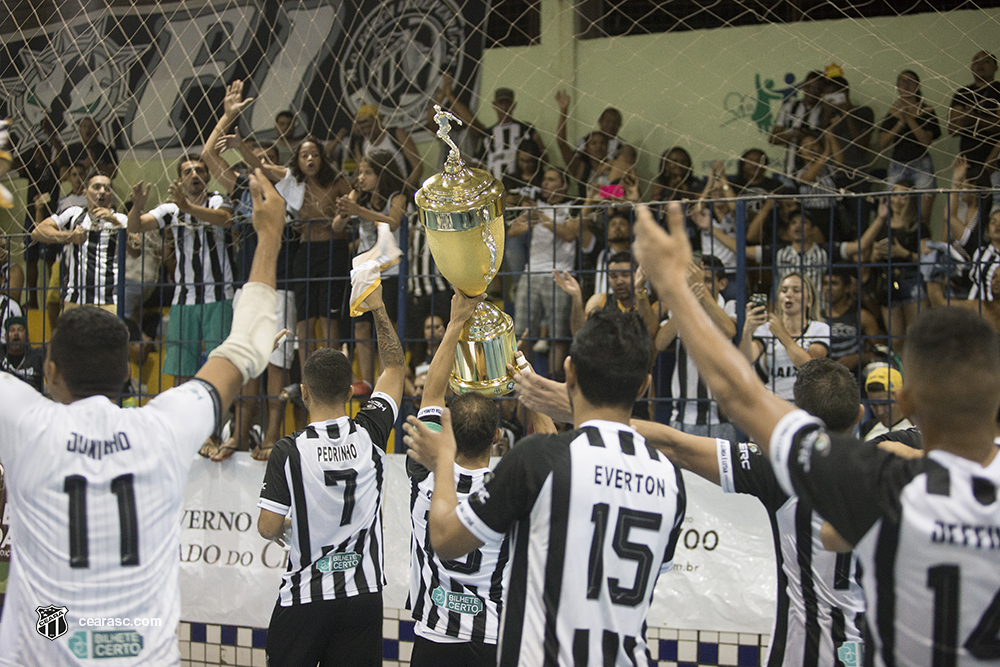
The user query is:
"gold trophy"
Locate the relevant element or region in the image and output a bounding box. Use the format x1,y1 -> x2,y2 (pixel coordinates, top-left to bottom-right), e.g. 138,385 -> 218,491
415,105 -> 517,395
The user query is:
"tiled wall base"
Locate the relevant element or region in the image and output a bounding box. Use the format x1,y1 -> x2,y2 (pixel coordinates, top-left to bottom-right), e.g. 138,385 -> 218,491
179,609 -> 770,667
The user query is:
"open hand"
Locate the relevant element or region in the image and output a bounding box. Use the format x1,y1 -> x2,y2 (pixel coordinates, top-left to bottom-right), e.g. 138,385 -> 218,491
632,202 -> 692,298
553,270 -> 582,300
223,80 -> 253,118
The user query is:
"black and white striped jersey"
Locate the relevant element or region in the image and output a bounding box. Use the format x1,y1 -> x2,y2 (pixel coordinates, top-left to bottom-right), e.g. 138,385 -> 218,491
148,195 -> 234,305
406,222 -> 448,299
0,374 -> 222,666
968,244 -> 1000,303
716,439 -> 867,667
258,393 -> 397,607
479,121 -> 535,181
671,296 -> 737,427
771,409 -> 1000,667
457,420 -> 685,666
407,407 -> 510,645
52,206 -> 125,306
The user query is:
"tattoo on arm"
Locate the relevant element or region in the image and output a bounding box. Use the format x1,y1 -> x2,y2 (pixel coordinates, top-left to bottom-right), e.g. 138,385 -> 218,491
372,306 -> 405,369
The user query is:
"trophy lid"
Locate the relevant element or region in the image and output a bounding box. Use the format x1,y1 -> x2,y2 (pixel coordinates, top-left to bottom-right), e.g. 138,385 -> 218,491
415,165 -> 505,232
416,104 -> 505,232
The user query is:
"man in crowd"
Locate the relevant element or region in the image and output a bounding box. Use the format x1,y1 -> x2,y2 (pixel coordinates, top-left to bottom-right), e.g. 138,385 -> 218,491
860,366 -> 913,441
404,307 -> 684,665
32,171 -> 127,313
656,255 -> 738,439
202,79 -> 297,460
63,116 -> 118,179
340,104 -> 423,193
0,169 -> 285,664
127,155 -> 234,386
949,50 -> 1000,187
0,316 -> 44,393
257,282 -> 405,667
635,200 -> 1000,667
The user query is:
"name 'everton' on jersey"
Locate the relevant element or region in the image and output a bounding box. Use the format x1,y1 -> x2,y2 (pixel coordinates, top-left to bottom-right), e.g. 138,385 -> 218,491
258,393 -> 397,607
771,409 -> 1000,667
456,420 -> 685,667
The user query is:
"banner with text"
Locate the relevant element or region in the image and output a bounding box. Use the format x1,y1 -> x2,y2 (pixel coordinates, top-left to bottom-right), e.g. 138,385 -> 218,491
179,455 -> 775,632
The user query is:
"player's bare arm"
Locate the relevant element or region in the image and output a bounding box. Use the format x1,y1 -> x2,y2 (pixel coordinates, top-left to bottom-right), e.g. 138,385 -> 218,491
510,364 -> 573,424
630,419 -> 723,485
633,202 -> 792,451
195,169 -> 282,410
422,290 -> 485,408
366,286 -> 406,408
403,409 -> 484,561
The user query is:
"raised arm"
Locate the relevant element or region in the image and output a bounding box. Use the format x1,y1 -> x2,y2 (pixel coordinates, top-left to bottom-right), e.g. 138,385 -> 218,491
203,80 -> 254,193
553,270 -> 586,336
126,181 -> 159,234
422,290 -> 486,407
555,90 -> 576,166
195,169 -> 283,409
631,419 -> 722,484
367,285 -> 407,408
634,202 -> 794,450
169,181 -> 232,228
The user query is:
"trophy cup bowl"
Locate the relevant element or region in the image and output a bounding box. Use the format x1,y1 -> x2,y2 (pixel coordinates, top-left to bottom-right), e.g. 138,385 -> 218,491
415,127 -> 517,396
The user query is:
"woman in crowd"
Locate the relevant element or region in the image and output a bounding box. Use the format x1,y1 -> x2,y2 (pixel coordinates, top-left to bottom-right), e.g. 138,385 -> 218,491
649,146 -> 702,202
740,272 -> 830,400
846,180 -> 929,351
334,149 -> 407,395
878,69 -> 941,228
272,137 -> 352,381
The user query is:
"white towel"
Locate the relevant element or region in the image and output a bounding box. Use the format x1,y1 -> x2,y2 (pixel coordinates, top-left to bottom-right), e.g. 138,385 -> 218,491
349,259 -> 382,317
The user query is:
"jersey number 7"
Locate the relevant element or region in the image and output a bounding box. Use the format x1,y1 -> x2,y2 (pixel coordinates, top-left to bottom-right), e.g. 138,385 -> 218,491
64,474 -> 139,568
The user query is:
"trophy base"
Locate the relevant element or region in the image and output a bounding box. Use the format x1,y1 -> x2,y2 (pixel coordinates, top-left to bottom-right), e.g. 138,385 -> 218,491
449,301 -> 517,397
449,374 -> 517,397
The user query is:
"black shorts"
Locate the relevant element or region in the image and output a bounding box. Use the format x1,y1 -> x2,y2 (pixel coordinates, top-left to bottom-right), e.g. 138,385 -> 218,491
409,635 -> 497,667
265,592 -> 382,667
292,239 -> 350,321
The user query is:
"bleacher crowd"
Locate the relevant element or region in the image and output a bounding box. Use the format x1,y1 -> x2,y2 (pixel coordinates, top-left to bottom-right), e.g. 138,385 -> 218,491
3,51 -> 1000,454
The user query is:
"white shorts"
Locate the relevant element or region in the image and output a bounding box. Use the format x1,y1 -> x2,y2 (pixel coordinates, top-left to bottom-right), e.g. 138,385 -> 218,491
233,287 -> 297,369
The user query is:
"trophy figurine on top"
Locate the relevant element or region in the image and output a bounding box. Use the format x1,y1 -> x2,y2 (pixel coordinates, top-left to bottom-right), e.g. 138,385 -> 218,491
414,105 -> 518,395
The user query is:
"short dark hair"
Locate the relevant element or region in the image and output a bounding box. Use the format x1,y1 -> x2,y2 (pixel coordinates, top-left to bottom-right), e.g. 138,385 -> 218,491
904,307 -> 1000,423
49,307 -> 129,398
302,348 -> 354,404
607,251 -> 633,268
450,394 -> 499,459
570,309 -> 651,409
276,110 -> 294,122
793,358 -> 860,433
177,154 -> 207,178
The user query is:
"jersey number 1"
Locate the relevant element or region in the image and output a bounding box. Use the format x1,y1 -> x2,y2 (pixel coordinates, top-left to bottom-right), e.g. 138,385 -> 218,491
927,564 -> 1000,666
64,474 -> 139,568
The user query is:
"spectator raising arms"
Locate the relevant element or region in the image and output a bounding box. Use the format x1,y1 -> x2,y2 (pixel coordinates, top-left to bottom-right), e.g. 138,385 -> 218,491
878,69 -> 941,228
